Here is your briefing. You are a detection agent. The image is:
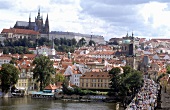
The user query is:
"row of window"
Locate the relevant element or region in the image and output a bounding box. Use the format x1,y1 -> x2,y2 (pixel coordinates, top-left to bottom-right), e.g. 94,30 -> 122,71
16,83 -> 27,87
18,79 -> 27,82
81,79 -> 109,83
0,60 -> 10,62
81,83 -> 108,88
74,79 -> 79,82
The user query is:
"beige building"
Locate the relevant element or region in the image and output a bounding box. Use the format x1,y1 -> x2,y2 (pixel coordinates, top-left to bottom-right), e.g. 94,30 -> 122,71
80,72 -> 110,90
1,28 -> 40,40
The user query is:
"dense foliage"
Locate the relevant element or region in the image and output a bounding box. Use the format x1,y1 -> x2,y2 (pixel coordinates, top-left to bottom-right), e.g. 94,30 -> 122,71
32,55 -> 56,91
61,77 -> 97,95
1,37 -> 93,53
108,66 -> 143,106
52,73 -> 65,84
0,64 -> 20,93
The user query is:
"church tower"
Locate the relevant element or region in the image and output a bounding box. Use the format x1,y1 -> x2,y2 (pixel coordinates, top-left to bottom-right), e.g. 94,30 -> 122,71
45,14 -> 49,34
121,32 -> 137,69
35,8 -> 43,33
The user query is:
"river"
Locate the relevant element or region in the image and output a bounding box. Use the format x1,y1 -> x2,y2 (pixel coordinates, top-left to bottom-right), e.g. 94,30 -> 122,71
0,97 -> 124,110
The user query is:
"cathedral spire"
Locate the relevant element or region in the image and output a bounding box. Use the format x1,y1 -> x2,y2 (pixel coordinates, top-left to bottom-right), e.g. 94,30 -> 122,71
45,14 -> 49,34
126,32 -> 129,37
38,7 -> 40,16
37,7 -> 41,19
29,12 -> 31,29
29,12 -> 31,22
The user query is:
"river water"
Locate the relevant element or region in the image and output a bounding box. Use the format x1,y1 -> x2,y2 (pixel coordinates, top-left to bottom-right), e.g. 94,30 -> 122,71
0,97 -> 123,110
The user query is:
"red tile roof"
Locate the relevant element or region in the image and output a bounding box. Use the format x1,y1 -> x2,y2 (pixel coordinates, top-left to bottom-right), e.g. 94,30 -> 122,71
44,84 -> 57,90
1,28 -> 39,35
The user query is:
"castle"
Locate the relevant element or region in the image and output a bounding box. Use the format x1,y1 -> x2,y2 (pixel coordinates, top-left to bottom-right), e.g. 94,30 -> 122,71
13,8 -> 49,34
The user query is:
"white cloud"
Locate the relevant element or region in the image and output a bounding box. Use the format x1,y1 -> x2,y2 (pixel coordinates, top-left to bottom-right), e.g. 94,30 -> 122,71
1,0 -> 170,41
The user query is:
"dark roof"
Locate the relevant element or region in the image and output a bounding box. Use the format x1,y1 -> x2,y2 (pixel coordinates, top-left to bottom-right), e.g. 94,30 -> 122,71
15,21 -> 29,27
48,55 -> 60,59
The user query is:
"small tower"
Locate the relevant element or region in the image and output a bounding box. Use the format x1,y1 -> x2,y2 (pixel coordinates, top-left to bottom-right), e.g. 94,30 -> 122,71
126,32 -> 129,37
36,39 -> 39,55
90,32 -> 93,40
51,37 -> 56,55
29,13 -> 31,29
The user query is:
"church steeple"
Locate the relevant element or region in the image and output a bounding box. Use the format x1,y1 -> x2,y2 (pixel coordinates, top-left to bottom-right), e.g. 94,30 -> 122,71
52,36 -> 54,49
29,13 -> 31,23
51,36 -> 55,55
37,7 -> 41,20
45,14 -> 49,34
38,7 -> 40,16
29,13 -> 31,29
126,32 -> 129,37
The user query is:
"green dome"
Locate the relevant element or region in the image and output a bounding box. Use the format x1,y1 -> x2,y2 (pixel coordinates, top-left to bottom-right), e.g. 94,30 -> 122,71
123,39 -> 131,44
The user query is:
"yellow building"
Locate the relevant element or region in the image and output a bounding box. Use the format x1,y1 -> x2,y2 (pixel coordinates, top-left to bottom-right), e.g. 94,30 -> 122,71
80,72 -> 110,90
15,60 -> 35,95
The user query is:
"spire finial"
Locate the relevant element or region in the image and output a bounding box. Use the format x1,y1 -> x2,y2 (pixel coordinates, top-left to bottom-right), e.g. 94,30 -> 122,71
38,6 -> 40,17
29,12 -> 31,23
126,31 -> 128,37
29,12 -> 31,18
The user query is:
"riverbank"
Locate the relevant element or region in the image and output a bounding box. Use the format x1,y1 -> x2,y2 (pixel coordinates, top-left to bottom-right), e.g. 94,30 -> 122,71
54,94 -> 115,102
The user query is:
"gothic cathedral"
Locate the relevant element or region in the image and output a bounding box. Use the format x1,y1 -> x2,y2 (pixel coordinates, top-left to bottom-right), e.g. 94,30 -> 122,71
14,8 -> 49,34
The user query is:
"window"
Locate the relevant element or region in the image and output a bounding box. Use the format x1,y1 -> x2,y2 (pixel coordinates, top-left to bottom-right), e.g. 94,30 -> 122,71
86,83 -> 88,87
105,83 -> 107,87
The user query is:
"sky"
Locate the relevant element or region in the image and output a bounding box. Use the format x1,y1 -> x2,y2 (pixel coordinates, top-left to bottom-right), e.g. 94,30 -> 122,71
1,0 -> 170,41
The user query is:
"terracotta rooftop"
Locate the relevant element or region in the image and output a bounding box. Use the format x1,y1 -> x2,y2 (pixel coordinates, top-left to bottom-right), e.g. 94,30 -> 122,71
1,28 -> 39,35
44,84 -> 57,90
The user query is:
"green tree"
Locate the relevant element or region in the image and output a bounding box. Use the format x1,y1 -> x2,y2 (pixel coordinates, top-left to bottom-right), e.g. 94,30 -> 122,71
54,38 -> 60,46
54,73 -> 65,83
124,70 -> 143,96
108,67 -> 121,96
78,38 -> 86,46
71,38 -> 77,46
166,65 -> 170,74
122,66 -> 132,76
9,57 -> 17,65
32,55 -> 56,91
89,40 -> 96,46
0,64 -> 20,93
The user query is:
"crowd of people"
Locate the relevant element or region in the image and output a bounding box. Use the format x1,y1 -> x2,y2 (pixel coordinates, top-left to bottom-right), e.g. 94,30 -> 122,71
126,78 -> 159,110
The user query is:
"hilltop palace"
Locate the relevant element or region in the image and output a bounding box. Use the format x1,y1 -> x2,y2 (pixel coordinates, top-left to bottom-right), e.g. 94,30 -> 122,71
12,8 -> 106,44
